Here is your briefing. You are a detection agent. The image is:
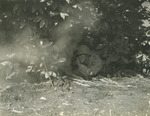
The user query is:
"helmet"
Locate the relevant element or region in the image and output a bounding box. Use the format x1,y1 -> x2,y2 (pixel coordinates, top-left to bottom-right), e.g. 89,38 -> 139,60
77,45 -> 91,55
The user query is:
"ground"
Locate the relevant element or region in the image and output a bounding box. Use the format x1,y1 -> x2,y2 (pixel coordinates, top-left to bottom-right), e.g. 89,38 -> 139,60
0,74 -> 150,116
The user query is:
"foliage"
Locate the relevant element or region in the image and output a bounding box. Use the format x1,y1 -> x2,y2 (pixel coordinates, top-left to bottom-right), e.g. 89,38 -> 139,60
82,0 -> 149,75
0,0 -> 150,78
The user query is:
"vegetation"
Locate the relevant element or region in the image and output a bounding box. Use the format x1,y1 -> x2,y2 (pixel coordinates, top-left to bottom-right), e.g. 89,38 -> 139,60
0,0 -> 150,81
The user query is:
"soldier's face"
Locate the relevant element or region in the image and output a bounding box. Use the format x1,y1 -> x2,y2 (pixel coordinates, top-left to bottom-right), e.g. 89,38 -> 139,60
78,54 -> 88,64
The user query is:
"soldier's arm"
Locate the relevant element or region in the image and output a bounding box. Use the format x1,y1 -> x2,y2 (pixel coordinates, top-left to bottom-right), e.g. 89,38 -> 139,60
89,55 -> 103,76
78,55 -> 103,77
77,58 -> 91,76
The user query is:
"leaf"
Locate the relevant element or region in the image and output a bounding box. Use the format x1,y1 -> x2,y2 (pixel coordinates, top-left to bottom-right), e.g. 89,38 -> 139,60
121,57 -> 128,63
13,4 -> 19,13
40,71 -> 46,75
26,66 -> 33,72
34,16 -> 43,22
40,19 -> 45,28
66,0 -> 70,4
77,4 -> 82,11
20,22 -> 25,29
73,5 -> 78,8
146,30 -> 150,37
40,97 -> 46,100
73,4 -> 82,11
44,19 -> 49,27
40,63 -> 43,67
6,72 -> 15,80
47,1 -> 53,6
45,72 -> 49,79
48,71 -> 52,76
59,58 -> 66,63
1,61 -> 11,66
49,11 -> 59,17
52,72 -> 57,77
60,13 -> 69,20
11,110 -> 23,114
40,0 -> 45,2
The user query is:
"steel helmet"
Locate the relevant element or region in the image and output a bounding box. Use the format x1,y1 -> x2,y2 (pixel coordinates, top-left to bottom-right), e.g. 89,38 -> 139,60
77,45 -> 91,55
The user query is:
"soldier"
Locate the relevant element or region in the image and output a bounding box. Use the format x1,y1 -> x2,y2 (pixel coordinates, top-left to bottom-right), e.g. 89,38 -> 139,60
73,45 -> 103,80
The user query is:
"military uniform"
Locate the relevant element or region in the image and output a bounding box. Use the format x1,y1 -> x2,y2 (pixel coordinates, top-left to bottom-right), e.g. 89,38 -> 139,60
73,45 -> 103,79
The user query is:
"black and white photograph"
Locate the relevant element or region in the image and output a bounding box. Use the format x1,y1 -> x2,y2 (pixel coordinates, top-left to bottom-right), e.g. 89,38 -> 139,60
0,0 -> 150,116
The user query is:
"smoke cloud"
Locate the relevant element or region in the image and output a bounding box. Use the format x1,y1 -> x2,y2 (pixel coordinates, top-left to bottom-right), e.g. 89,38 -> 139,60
0,1 -> 98,84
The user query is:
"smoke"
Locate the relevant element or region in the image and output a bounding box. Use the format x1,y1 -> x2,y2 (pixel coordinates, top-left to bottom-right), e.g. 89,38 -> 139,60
0,26 -> 39,64
51,0 -> 99,60
0,0 -> 99,84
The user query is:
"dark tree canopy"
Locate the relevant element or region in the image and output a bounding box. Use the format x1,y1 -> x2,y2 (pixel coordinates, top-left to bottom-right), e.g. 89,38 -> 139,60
0,0 -> 149,76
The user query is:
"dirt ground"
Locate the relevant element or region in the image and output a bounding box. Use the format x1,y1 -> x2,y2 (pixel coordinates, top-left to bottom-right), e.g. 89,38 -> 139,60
0,74 -> 150,116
